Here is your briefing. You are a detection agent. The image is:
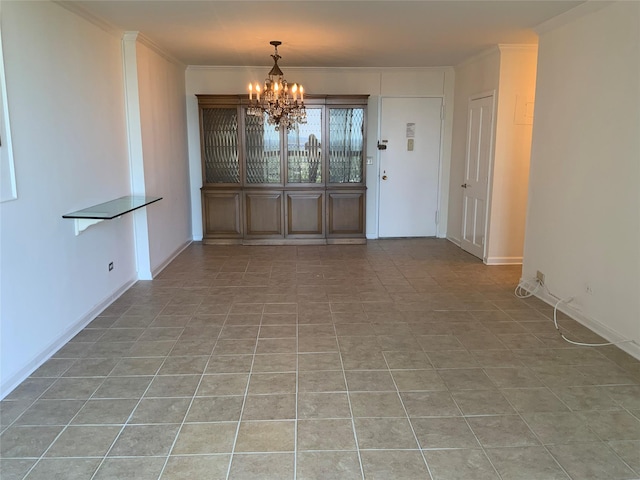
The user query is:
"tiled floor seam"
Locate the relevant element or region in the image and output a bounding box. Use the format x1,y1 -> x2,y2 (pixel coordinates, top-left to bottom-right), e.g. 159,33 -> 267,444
156,299 -> 227,480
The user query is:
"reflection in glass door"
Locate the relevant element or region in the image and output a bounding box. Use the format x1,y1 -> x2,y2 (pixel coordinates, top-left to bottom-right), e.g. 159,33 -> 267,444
328,108 -> 364,184
245,112 -> 281,184
287,108 -> 322,184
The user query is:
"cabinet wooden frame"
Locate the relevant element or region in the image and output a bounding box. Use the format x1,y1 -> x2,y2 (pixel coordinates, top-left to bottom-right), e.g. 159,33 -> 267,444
285,189 -> 325,238
198,94 -> 368,245
201,189 -> 243,241
244,190 -> 284,238
326,189 -> 366,238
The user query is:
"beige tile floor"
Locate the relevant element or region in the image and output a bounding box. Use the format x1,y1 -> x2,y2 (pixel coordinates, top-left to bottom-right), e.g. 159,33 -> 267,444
1,239 -> 640,479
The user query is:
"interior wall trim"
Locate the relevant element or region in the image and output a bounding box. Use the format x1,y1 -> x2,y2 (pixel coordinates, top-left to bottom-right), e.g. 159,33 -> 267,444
484,256 -> 523,265
0,277 -> 137,399
529,283 -> 640,362
151,239 -> 192,278
534,1 -> 615,35
53,0 -> 121,37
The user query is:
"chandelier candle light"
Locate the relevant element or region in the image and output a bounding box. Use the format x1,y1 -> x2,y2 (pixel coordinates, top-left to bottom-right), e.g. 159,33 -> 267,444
247,41 -> 306,131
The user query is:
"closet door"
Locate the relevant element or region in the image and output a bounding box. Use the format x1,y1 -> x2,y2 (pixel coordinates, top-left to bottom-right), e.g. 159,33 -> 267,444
461,94 -> 494,259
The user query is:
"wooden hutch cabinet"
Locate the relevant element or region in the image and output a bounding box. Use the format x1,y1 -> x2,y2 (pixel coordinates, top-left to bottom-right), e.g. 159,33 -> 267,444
197,94 -> 368,245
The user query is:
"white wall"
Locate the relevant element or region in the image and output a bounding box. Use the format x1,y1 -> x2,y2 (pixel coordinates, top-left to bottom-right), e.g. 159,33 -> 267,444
448,48 -> 500,245
0,3 -> 194,397
487,46 -> 537,264
448,45 -> 537,265
185,67 -> 455,240
135,39 -> 192,274
523,1 -> 640,352
0,1 -> 136,395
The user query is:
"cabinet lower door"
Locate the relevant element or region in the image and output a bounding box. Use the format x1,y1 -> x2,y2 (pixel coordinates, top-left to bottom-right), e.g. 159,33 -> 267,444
286,191 -> 324,238
202,190 -> 242,240
244,191 -> 284,238
327,190 -> 366,238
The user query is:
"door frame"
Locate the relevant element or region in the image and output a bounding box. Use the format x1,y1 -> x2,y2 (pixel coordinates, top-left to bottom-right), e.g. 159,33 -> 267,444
375,95 -> 446,238
462,90 -> 496,262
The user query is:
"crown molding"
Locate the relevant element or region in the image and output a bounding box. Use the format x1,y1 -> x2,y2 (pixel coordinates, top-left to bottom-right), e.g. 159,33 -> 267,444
132,32 -> 185,68
53,1 -> 121,36
497,44 -> 538,53
535,1 -> 615,35
186,65 -> 454,72
455,46 -> 500,68
55,3 -> 184,68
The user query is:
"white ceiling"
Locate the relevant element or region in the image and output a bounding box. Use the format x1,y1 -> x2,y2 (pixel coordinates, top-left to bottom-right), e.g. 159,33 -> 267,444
66,0 -> 584,67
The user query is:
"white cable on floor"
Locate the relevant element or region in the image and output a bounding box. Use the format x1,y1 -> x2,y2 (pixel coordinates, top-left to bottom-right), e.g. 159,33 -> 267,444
514,278 -> 633,348
514,280 -> 540,299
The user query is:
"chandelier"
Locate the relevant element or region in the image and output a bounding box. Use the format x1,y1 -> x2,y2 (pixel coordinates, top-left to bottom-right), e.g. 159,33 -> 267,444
247,41 -> 306,131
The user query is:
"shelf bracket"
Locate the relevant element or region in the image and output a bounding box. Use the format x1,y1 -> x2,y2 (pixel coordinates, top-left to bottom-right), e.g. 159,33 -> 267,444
74,218 -> 104,235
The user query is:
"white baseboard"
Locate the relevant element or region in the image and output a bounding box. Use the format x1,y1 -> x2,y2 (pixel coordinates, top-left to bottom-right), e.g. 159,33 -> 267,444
0,278 -> 136,399
151,239 -> 192,278
447,236 -> 461,247
484,256 -> 523,265
192,235 -> 203,242
366,233 -> 378,240
523,281 -> 640,362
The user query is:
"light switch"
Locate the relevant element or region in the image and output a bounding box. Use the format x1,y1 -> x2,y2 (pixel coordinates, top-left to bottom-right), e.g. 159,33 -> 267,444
407,139 -> 414,151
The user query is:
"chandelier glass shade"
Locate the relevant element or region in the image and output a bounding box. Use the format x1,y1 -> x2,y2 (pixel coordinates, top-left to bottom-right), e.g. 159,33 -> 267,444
247,41 -> 306,131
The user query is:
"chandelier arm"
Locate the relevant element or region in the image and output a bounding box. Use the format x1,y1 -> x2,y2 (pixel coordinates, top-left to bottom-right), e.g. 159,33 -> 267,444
248,41 -> 306,131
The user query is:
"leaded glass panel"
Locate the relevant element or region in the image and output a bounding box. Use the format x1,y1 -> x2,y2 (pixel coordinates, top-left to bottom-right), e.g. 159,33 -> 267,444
328,108 -> 364,184
202,108 -> 239,184
287,108 -> 323,184
245,112 -> 281,184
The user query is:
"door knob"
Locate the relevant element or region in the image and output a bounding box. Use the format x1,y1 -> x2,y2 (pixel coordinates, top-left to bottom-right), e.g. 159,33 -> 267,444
461,183 -> 469,188
382,175 -> 388,180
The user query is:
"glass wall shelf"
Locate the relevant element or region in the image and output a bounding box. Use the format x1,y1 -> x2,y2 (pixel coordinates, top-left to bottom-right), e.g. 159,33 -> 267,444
62,195 -> 162,235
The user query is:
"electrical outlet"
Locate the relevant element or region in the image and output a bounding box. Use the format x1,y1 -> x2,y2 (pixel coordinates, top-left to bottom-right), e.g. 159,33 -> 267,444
536,270 -> 545,284
108,262 -> 114,272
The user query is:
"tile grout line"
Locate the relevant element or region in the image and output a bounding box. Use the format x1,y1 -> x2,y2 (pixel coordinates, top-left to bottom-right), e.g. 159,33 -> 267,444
480,373 -> 572,480
20,325 -> 158,480
224,301 -> 264,480
156,296 -> 227,480
383,351 -> 437,480
88,306 -> 184,480
334,322 -> 366,480
293,296 -> 299,480
446,384 -> 507,480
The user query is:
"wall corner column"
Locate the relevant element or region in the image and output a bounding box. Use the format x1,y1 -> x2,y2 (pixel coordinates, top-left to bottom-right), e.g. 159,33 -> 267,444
122,31 -> 152,280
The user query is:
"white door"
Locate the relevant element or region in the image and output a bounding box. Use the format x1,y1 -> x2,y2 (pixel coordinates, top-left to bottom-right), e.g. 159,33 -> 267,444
461,94 -> 494,259
378,97 -> 442,237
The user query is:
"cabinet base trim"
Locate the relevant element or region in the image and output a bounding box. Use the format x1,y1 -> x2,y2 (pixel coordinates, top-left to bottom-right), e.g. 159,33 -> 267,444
202,238 -> 366,246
